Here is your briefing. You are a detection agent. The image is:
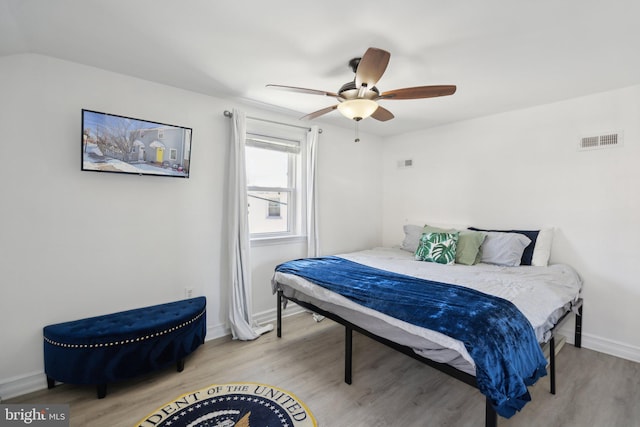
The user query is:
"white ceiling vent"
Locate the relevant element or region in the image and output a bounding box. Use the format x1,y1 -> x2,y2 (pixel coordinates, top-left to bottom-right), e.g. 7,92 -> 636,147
579,132 -> 622,151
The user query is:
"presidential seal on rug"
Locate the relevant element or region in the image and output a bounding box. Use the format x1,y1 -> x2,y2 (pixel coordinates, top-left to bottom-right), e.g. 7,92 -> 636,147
137,382 -> 317,427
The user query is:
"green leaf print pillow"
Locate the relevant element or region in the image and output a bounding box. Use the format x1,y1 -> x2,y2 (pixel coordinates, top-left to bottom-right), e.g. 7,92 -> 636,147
415,232 -> 459,265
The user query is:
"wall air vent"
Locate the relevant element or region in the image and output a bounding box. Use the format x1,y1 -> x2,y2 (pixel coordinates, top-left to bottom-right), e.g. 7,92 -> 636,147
396,159 -> 413,169
579,132 -> 622,151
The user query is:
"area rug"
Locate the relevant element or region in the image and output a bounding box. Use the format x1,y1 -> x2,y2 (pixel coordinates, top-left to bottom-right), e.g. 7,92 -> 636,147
137,382 -> 317,427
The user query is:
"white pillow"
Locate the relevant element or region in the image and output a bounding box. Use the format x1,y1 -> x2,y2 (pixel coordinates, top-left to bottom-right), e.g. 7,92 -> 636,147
480,232 -> 532,267
531,228 -> 554,266
400,224 -> 423,252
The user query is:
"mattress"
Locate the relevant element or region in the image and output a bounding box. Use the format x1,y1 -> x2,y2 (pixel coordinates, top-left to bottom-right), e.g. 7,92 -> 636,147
272,247 -> 582,376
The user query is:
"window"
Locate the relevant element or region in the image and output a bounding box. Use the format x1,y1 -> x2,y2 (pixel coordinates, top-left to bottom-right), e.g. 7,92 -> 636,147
245,125 -> 307,242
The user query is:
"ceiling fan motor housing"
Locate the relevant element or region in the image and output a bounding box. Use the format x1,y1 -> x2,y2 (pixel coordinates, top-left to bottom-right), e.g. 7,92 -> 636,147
338,81 -> 379,100
348,57 -> 361,73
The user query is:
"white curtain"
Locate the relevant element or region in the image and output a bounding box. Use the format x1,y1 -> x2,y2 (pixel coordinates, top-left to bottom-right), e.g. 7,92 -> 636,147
306,125 -> 325,323
227,108 -> 259,341
306,125 -> 320,258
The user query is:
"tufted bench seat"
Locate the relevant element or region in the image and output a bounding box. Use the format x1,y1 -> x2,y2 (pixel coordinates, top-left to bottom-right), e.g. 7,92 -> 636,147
43,296 -> 206,398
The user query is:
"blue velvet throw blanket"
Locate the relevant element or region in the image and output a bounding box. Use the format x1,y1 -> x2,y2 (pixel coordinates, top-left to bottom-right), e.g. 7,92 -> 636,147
275,256 -> 547,418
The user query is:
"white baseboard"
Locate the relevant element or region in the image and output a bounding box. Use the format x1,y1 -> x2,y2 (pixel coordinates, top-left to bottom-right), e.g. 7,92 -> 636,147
0,371 -> 47,401
253,303 -> 304,326
205,322 -> 230,341
558,324 -> 640,363
204,305 -> 304,343
580,333 -> 640,363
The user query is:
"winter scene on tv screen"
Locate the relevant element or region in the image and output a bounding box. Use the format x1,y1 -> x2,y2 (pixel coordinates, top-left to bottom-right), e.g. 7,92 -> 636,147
82,110 -> 192,178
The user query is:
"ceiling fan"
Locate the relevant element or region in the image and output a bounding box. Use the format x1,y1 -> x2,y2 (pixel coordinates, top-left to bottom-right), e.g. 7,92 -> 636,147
267,47 -> 456,123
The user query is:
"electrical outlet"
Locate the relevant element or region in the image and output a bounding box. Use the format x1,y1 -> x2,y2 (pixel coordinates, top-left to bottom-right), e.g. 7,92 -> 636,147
185,288 -> 193,298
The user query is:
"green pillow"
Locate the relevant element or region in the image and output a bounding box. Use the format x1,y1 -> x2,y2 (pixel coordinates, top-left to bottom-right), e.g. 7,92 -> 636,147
457,230 -> 486,265
423,225 -> 486,265
415,232 -> 459,265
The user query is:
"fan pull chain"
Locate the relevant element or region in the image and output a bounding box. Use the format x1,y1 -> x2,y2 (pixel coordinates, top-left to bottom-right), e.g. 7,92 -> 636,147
354,119 -> 360,143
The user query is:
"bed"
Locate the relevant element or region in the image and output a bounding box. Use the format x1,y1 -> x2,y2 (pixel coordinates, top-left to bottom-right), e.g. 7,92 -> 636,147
271,227 -> 583,427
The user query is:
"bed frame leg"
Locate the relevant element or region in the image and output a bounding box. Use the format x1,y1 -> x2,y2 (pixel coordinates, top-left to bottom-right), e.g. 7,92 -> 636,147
549,335 -> 556,395
277,289 -> 283,338
485,398 -> 497,427
574,304 -> 583,348
345,326 -> 353,385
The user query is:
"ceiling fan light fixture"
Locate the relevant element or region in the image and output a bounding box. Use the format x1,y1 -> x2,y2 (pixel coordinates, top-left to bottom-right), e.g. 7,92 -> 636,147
267,47 -> 456,123
337,99 -> 379,121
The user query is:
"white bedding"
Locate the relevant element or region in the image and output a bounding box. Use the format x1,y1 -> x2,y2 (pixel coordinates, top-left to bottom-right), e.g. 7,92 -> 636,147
272,247 -> 582,375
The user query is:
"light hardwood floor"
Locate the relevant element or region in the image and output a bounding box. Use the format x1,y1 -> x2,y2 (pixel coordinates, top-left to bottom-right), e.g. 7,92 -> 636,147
8,312 -> 640,427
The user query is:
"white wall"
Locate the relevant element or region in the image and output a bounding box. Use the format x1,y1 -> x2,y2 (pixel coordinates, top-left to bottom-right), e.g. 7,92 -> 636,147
381,85 -> 640,361
0,54 -> 383,398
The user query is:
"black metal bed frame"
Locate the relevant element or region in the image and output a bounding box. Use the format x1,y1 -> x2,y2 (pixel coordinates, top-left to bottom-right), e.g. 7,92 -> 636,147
277,289 -> 583,427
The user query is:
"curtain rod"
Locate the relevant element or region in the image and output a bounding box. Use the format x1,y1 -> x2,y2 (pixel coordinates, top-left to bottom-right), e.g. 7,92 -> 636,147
223,110 -> 322,133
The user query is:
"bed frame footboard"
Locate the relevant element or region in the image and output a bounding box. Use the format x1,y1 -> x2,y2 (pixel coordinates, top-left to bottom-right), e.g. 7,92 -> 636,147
276,288 -> 583,427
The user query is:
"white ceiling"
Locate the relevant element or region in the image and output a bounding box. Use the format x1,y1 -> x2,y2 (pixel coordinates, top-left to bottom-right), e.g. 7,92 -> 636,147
2,0 -> 639,136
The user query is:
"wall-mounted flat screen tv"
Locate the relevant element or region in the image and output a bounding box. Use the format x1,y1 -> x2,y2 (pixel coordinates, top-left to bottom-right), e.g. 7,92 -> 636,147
82,109 -> 192,178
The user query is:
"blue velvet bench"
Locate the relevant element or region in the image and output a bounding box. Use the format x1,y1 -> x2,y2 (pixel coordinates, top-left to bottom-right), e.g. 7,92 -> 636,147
43,296 -> 206,398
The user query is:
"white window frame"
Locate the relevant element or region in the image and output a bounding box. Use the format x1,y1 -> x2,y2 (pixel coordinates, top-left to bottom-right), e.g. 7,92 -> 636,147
245,126 -> 307,246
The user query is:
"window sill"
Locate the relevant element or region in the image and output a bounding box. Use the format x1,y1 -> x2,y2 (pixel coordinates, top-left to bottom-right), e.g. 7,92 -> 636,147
250,235 -> 307,247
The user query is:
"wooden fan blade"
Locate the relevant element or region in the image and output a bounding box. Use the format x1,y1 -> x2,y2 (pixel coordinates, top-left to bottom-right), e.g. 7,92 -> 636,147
267,84 -> 340,98
371,105 -> 394,122
300,104 -> 338,120
380,85 -> 457,100
355,48 -> 390,89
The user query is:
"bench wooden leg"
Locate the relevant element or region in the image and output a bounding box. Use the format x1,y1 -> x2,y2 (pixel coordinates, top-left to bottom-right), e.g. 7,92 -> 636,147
177,358 -> 185,372
97,383 -> 107,399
